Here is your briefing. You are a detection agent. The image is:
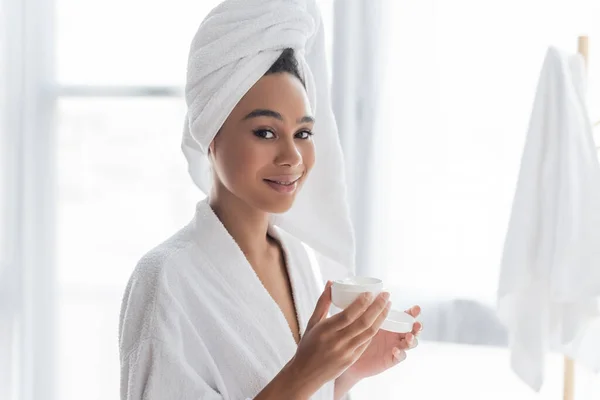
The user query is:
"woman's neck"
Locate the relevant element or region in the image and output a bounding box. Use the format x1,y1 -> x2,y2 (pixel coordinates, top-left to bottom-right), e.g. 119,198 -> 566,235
208,185 -> 274,266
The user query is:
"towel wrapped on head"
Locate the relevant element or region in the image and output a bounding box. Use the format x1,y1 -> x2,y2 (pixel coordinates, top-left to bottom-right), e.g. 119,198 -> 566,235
181,0 -> 355,279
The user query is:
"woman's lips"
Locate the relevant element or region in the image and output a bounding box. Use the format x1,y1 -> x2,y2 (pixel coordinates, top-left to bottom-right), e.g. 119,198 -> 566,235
264,179 -> 298,193
263,174 -> 302,194
263,174 -> 302,183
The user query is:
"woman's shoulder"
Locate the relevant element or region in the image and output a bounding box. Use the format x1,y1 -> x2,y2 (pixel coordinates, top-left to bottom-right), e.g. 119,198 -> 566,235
137,223 -> 197,273
127,222 -> 200,290
119,222 -> 203,355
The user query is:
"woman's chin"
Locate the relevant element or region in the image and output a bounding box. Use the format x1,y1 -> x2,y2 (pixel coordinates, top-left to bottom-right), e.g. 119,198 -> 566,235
260,197 -> 295,214
252,180 -> 302,214
252,192 -> 297,214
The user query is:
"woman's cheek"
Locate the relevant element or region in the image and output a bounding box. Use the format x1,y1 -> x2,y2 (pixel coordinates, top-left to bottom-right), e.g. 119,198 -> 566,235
302,142 -> 316,173
232,147 -> 267,183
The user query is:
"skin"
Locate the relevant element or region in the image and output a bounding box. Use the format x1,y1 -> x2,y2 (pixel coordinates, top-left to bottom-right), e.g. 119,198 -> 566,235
207,72 -> 314,276
206,71 -> 423,400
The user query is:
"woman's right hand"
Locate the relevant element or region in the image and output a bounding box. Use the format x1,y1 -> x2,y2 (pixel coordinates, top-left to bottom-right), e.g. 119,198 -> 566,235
288,281 -> 391,394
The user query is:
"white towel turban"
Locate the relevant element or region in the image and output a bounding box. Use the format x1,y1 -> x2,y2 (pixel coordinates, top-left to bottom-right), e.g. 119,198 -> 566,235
181,0 -> 355,277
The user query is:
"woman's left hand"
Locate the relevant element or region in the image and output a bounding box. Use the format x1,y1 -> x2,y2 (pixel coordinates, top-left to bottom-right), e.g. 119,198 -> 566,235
340,305 -> 422,383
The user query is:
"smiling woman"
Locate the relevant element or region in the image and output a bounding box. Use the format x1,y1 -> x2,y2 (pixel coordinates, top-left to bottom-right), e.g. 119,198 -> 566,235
49,1 -> 336,399
118,1 -> 421,399
208,52 -> 316,213
2,0 -> 340,399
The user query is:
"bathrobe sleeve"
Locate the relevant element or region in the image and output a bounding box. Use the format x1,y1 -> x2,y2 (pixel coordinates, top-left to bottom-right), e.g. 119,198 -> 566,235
121,336 -> 223,400
119,246 -> 226,400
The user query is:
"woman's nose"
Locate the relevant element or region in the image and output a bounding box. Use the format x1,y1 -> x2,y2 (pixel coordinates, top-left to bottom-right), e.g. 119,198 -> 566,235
275,138 -> 302,167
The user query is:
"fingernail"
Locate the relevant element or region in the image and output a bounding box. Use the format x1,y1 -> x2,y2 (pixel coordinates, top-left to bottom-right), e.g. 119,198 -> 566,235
380,292 -> 390,301
393,348 -> 405,362
364,292 -> 373,301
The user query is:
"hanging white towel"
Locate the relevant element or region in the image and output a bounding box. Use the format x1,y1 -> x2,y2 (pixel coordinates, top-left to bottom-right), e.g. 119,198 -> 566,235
120,199 -> 335,399
498,47 -> 600,391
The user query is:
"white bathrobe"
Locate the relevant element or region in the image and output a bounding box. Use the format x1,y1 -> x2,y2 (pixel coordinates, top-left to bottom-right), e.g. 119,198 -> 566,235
119,199 -> 336,399
498,47 -> 600,391
120,1 -> 356,398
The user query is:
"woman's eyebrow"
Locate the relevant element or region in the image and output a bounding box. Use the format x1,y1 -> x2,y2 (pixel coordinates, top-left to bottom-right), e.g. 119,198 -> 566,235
298,115 -> 315,124
243,109 -> 315,124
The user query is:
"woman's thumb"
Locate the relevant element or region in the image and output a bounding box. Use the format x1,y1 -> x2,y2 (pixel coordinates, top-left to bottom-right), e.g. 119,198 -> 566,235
306,281 -> 333,332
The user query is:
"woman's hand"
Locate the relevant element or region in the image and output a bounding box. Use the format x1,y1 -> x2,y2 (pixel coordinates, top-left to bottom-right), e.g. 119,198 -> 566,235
285,281 -> 391,397
340,305 -> 423,384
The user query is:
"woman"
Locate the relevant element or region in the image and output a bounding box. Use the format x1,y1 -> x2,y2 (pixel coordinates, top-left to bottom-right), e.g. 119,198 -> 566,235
119,1 -> 422,399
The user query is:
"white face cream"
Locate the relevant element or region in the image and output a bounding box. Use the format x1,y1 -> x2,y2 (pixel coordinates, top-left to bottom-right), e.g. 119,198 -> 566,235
331,276 -> 416,334
380,309 -> 415,334
333,277 -> 383,292
331,276 -> 383,308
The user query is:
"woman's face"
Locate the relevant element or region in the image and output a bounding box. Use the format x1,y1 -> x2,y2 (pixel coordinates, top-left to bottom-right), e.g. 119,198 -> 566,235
209,72 -> 315,214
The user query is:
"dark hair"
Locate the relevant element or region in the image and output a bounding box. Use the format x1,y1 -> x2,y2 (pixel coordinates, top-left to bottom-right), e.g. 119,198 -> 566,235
265,48 -> 305,87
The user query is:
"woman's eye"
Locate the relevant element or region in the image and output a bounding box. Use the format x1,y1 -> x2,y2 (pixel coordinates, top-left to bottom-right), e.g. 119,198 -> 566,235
296,130 -> 313,139
253,129 -> 275,139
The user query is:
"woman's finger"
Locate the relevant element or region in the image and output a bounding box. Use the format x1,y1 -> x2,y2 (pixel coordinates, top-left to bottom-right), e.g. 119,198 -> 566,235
398,333 -> 418,350
393,347 -> 407,364
346,299 -> 391,348
405,305 -> 421,318
411,337 -> 419,349
412,321 -> 423,336
404,336 -> 418,349
327,291 -> 374,330
352,338 -> 372,362
306,281 -> 333,331
341,292 -> 390,338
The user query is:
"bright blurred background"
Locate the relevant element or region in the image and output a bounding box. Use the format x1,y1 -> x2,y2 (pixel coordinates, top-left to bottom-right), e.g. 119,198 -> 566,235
1,0 -> 600,399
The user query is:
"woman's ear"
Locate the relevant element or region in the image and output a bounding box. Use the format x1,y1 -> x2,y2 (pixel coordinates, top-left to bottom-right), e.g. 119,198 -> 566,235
208,141 -> 215,158
209,126 -> 222,160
